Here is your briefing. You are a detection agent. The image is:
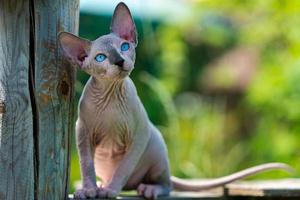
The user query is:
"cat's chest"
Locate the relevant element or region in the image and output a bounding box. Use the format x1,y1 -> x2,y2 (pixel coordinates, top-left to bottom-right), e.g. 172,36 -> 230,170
82,96 -> 135,148
97,105 -> 134,157
98,102 -> 132,132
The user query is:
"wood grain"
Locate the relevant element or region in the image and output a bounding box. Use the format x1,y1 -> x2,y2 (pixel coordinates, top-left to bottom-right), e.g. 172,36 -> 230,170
225,179 -> 300,197
68,179 -> 300,200
0,0 -> 34,199
33,0 -> 79,199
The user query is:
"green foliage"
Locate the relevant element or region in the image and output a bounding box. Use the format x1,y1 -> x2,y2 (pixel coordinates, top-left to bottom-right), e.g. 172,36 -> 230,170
70,0 -> 300,192
196,0 -> 300,176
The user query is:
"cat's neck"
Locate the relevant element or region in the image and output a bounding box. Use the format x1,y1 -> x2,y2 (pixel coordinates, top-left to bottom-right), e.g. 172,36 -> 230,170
88,76 -> 127,102
91,76 -> 125,91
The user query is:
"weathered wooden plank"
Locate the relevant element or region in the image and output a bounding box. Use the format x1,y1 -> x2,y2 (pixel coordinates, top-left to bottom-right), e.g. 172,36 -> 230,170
68,191 -> 225,200
225,179 -> 300,197
69,179 -> 300,200
33,0 -> 79,199
0,0 -> 34,200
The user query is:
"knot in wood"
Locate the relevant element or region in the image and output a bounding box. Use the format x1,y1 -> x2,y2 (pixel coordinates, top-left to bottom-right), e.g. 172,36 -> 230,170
0,102 -> 5,114
59,80 -> 69,96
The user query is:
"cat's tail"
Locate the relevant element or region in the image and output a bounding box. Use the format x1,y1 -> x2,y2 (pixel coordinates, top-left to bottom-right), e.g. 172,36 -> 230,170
171,162 -> 294,191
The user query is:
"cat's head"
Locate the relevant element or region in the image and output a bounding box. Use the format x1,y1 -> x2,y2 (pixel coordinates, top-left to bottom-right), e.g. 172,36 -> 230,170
58,2 -> 137,80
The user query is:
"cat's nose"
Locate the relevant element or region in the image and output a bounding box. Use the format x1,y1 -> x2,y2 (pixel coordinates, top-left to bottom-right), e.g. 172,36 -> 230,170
115,59 -> 124,68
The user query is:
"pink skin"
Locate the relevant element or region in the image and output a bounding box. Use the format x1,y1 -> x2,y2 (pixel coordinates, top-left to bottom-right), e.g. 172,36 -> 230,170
58,3 -> 293,199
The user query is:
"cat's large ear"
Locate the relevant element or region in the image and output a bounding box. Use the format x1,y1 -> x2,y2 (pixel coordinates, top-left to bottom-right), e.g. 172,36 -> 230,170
110,2 -> 137,46
58,32 -> 91,67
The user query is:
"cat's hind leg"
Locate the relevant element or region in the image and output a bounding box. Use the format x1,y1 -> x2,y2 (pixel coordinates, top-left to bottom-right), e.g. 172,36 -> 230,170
134,158 -> 171,199
131,125 -> 172,199
137,183 -> 170,199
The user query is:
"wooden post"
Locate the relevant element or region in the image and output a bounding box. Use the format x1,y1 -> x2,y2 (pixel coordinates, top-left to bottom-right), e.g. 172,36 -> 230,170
33,0 -> 79,199
0,1 -> 34,199
0,0 -> 79,199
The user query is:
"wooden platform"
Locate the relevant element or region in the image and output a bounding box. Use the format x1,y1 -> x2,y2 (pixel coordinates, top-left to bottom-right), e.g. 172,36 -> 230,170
68,179 -> 300,200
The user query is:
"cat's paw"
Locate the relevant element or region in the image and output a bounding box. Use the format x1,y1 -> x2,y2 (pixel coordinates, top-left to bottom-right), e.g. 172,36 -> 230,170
97,187 -> 119,198
74,187 -> 99,199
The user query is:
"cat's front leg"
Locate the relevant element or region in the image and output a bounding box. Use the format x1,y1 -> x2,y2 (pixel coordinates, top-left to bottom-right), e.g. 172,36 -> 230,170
74,119 -> 99,199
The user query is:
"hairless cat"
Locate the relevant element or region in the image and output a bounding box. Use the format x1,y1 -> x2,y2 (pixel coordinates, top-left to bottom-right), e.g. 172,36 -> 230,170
58,2 -> 292,199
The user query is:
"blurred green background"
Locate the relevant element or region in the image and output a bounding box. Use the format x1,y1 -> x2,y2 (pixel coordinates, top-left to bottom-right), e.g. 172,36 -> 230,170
70,0 -> 300,192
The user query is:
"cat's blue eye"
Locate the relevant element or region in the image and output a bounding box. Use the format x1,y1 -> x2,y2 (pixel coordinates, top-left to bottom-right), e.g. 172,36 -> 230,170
121,42 -> 130,51
95,54 -> 107,62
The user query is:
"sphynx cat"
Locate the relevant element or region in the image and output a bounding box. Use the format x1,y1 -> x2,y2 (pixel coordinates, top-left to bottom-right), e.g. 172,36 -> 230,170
58,2 -> 292,199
